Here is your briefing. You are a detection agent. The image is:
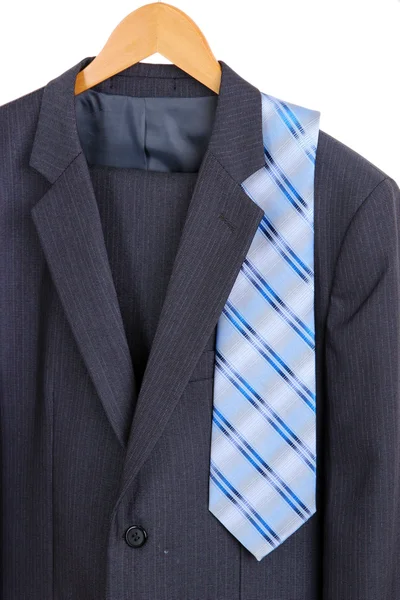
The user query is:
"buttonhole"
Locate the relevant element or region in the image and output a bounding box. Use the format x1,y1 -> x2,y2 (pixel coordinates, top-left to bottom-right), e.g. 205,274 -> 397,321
218,212 -> 236,232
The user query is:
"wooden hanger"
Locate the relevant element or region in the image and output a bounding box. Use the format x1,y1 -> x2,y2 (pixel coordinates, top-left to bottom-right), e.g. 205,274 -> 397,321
74,2 -> 221,96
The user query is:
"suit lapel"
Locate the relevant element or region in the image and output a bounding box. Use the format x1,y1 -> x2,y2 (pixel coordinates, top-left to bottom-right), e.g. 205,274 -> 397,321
111,61 -> 266,510
29,57 -> 136,449
28,55 -> 267,509
115,150 -> 264,504
31,153 -> 136,449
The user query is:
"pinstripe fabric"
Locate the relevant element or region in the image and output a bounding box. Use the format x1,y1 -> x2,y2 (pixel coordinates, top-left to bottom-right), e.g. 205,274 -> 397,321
1,56 -> 400,600
209,92 -> 320,560
90,165 -> 198,391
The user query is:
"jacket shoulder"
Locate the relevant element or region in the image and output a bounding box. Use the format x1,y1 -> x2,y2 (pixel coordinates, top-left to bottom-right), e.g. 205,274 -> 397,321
314,129 -> 400,280
0,85 -> 44,116
0,86 -> 44,158
0,87 -> 46,221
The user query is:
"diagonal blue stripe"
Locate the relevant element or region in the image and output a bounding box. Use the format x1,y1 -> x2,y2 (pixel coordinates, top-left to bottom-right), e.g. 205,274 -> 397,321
210,461 -> 280,545
264,145 -> 308,209
261,215 -> 314,278
213,407 -> 311,517
258,219 -> 312,284
277,99 -> 318,155
209,472 -> 276,547
264,94 -> 316,164
264,155 -> 312,225
225,301 -> 316,409
216,351 -> 316,471
242,258 -> 315,349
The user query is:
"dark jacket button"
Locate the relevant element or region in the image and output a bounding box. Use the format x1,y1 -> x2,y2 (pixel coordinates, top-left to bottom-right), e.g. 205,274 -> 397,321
125,525 -> 147,548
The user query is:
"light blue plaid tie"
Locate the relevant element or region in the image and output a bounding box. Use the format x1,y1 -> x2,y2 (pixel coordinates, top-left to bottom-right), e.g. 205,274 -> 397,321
209,91 -> 321,561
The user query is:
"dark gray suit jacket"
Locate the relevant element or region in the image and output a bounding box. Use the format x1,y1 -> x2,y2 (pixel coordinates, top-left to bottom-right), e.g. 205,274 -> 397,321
1,56 -> 400,600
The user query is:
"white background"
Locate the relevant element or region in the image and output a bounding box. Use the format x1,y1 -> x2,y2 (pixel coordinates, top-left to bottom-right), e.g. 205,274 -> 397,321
0,0 -> 399,182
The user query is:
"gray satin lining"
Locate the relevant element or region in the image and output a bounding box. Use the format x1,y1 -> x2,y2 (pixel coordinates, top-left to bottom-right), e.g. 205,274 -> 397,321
75,89 -> 218,172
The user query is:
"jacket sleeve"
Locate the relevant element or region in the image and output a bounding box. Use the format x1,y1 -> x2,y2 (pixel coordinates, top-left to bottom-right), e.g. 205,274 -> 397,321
323,176 -> 400,599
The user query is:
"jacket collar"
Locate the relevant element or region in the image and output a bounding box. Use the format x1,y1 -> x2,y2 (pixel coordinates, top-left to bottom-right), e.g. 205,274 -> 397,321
29,56 -> 265,184
29,58 -> 266,502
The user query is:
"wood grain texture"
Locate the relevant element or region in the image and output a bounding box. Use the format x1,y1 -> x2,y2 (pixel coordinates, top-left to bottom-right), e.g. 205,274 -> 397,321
74,2 -> 221,95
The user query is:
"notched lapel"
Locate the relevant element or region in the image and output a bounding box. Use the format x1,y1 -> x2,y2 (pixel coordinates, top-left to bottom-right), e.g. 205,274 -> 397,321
31,152 -> 136,449
114,151 -> 264,509
27,54 -> 267,514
